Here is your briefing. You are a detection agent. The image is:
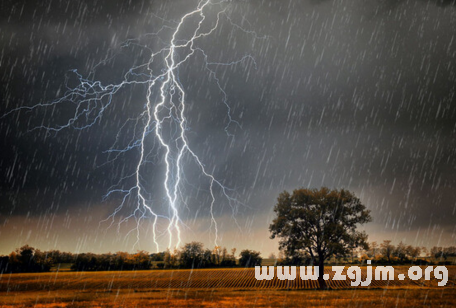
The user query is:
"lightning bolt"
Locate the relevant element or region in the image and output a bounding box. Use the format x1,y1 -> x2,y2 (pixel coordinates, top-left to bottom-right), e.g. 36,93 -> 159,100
2,0 -> 263,252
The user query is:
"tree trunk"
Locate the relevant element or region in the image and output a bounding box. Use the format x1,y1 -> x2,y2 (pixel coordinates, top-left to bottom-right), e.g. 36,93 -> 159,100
318,258 -> 327,289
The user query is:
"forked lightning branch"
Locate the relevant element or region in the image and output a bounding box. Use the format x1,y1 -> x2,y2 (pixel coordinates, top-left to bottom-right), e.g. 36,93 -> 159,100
2,0 -> 260,252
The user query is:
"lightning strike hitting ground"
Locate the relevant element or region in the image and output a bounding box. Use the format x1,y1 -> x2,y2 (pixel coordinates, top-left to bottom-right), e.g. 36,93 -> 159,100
2,0 -> 261,252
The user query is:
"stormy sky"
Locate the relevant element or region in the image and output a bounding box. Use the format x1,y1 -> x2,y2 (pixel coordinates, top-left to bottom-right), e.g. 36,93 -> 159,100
1,0 -> 455,255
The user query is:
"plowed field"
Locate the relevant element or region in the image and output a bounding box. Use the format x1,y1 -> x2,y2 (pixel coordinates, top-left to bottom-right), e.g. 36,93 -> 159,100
1,267 -> 455,307
1,266 -> 454,292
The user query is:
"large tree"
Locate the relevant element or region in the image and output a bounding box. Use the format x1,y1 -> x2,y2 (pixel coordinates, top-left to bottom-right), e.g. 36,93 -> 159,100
269,187 -> 371,289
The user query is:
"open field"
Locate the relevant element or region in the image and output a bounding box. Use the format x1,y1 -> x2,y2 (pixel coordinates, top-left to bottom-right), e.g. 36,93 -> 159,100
1,289 -> 455,308
0,266 -> 455,307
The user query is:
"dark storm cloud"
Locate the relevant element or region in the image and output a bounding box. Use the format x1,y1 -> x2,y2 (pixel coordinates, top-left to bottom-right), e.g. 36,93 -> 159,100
1,0 -> 455,253
183,0 -> 456,230
0,0 -> 152,216
309,0 -> 456,7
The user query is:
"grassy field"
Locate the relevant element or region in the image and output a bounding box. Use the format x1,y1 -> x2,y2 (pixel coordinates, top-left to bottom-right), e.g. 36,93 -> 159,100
0,266 -> 455,307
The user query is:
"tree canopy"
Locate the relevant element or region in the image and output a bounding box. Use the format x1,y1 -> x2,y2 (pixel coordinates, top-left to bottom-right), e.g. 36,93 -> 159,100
269,187 -> 371,288
238,249 -> 262,267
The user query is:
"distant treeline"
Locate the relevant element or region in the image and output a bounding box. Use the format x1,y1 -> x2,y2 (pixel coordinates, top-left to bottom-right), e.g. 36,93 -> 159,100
277,240 -> 456,266
161,242 -> 261,269
0,242 -> 262,273
71,251 -> 158,271
0,245 -> 53,273
360,241 -> 456,265
1,241 -> 454,273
